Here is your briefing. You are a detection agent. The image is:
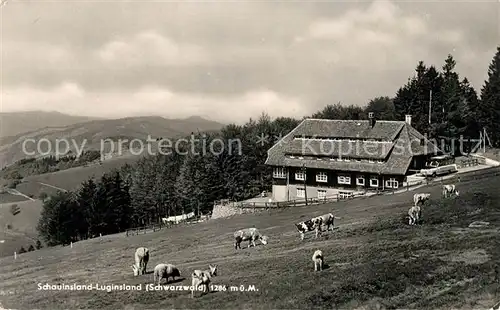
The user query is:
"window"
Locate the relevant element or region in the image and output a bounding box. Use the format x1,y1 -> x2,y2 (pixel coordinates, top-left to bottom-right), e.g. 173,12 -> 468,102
316,172 -> 328,183
295,171 -> 306,181
356,175 -> 365,186
385,178 -> 399,189
339,191 -> 353,199
273,167 -> 286,179
297,188 -> 305,198
370,177 -> 379,187
338,175 -> 351,185
317,189 -> 327,199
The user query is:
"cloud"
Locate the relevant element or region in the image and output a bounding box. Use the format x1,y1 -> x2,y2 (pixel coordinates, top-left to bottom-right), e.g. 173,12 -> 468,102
97,31 -> 209,66
1,83 -> 306,124
301,0 -> 468,69
1,0 -> 498,121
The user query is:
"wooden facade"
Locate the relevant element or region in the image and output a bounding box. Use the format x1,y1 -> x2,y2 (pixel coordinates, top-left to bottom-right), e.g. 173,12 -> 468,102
271,166 -> 405,192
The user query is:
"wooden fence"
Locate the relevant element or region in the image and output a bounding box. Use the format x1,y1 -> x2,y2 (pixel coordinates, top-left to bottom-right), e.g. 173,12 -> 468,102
125,224 -> 163,237
125,216 -> 211,237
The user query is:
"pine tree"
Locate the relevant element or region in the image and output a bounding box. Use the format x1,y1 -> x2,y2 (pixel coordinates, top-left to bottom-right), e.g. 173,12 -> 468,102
480,47 -> 500,146
460,77 -> 481,139
440,55 -> 467,146
37,191 -> 78,246
76,178 -> 97,239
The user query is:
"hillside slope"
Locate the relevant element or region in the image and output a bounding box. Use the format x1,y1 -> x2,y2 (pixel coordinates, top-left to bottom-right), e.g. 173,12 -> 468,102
0,199 -> 42,258
0,111 -> 100,139
0,172 -> 499,309
0,115 -> 225,167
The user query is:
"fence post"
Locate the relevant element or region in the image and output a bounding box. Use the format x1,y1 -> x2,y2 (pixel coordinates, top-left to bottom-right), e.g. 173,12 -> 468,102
14,251 -> 16,260
70,242 -> 73,248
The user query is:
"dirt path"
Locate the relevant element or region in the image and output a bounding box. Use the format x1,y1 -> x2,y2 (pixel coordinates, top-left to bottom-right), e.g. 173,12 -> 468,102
4,189 -> 35,201
37,182 -> 68,192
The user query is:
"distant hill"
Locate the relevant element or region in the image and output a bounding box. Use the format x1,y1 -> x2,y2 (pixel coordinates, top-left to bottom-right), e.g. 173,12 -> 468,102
0,111 -> 101,139
0,114 -> 225,167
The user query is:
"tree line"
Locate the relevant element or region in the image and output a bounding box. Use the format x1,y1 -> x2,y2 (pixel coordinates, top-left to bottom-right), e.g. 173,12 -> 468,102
37,48 -> 500,246
1,150 -> 101,182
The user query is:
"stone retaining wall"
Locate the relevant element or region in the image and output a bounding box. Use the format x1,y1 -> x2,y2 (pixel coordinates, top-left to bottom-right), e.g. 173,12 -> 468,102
211,203 -> 263,219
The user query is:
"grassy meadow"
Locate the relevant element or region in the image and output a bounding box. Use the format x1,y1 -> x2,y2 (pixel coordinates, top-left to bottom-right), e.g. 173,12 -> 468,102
0,172 -> 499,309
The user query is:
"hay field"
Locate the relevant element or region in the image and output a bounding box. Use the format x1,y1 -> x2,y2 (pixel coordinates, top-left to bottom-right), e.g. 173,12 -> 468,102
0,175 -> 499,309
0,199 -> 43,258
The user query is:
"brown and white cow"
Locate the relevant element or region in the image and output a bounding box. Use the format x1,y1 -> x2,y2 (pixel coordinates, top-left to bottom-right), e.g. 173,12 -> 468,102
413,193 -> 430,207
295,219 -> 319,240
442,184 -> 459,198
234,228 -> 268,249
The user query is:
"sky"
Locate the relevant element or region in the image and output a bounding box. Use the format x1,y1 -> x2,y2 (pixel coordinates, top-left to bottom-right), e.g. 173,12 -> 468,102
1,0 -> 499,124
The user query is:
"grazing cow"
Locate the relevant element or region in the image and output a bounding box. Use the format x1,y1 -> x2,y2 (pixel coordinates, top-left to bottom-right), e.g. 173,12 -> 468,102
295,219 -> 319,240
312,250 -> 324,271
312,213 -> 341,233
442,184 -> 460,198
153,263 -> 181,285
408,205 -> 421,225
131,247 -> 149,276
413,193 -> 430,207
234,228 -> 269,249
191,265 -> 217,298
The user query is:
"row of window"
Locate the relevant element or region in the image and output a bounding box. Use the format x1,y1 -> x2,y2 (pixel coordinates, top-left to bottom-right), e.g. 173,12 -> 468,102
296,188 -> 355,199
273,168 -> 399,188
287,155 -> 384,164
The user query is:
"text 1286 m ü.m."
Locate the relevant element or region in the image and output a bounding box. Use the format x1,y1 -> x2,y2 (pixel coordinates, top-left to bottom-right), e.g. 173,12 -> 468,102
211,285 -> 258,292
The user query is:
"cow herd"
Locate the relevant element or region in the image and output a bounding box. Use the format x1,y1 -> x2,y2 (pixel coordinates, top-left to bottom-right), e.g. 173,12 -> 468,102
130,213 -> 338,298
131,246 -> 218,298
129,184 -> 459,298
409,183 -> 460,225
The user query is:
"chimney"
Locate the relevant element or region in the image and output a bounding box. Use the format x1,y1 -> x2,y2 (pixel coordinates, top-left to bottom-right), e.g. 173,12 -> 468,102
368,112 -> 375,127
405,115 -> 412,125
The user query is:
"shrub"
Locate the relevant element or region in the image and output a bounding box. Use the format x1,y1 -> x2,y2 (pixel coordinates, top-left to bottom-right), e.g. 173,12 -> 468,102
36,240 -> 43,249
10,204 -> 20,216
7,180 -> 20,189
18,246 -> 26,254
28,245 -> 35,252
39,192 -> 48,201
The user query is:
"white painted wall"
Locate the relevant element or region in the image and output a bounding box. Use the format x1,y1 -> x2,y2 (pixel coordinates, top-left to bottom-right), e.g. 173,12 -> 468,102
272,184 -> 354,202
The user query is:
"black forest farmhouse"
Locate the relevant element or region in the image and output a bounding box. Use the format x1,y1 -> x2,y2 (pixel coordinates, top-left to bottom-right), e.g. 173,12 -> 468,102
264,113 -> 441,201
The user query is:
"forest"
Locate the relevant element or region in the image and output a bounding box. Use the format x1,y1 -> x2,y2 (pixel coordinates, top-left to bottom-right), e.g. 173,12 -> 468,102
38,49 -> 500,246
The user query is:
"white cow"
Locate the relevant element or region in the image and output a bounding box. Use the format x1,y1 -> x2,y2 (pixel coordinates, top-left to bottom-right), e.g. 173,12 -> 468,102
413,193 -> 430,207
234,228 -> 269,249
408,205 -> 421,225
131,247 -> 149,276
442,184 -> 459,198
191,264 -> 217,298
153,263 -> 181,285
312,249 -> 324,271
